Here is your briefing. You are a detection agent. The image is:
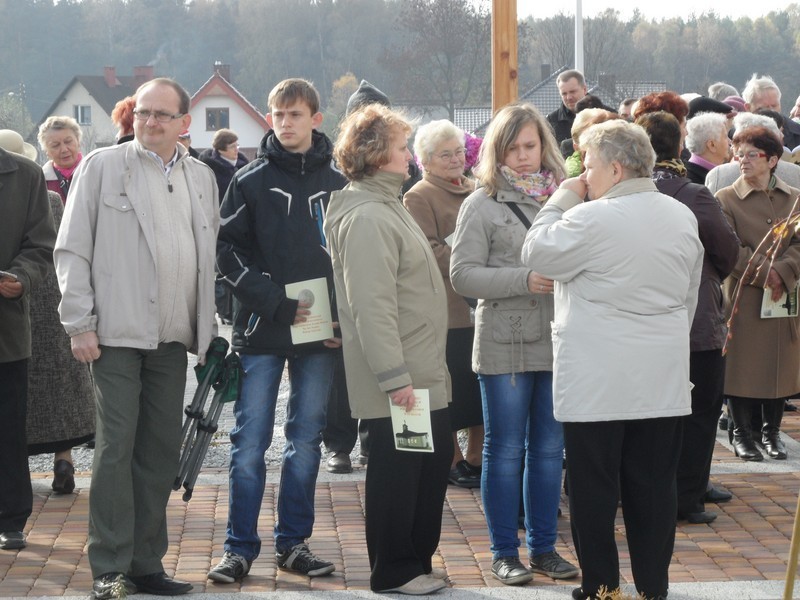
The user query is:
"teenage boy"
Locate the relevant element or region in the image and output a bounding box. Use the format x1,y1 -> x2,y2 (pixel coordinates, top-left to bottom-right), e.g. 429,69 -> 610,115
209,79 -> 346,583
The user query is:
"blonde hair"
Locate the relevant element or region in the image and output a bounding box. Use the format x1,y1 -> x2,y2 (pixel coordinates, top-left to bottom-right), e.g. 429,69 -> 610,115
334,104 -> 413,181
473,103 -> 565,197
571,108 -> 620,144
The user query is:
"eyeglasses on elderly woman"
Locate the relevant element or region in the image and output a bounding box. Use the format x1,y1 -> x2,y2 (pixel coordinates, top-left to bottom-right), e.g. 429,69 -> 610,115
733,150 -> 767,161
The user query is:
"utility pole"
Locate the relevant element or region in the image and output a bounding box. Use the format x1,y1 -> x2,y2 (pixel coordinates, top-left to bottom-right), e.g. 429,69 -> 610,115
575,0 -> 584,72
491,0 -> 518,114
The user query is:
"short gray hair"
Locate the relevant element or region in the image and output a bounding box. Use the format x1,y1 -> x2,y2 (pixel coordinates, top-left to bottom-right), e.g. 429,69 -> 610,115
413,119 -> 465,168
685,112 -> 728,155
732,112 -> 781,141
37,115 -> 82,149
708,82 -> 738,101
579,120 -> 655,178
742,73 -> 781,105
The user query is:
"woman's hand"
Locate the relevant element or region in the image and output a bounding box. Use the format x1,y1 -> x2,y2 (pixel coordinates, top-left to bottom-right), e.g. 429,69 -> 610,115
766,268 -> 786,302
389,384 -> 416,413
527,271 -> 554,294
560,176 -> 587,199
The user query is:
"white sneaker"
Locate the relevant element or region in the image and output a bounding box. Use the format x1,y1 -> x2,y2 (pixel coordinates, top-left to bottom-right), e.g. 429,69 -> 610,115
380,574 -> 446,595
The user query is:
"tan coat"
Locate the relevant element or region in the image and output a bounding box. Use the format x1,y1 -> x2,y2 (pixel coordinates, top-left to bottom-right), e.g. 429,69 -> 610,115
716,176 -> 800,399
403,173 -> 475,329
325,171 -> 450,419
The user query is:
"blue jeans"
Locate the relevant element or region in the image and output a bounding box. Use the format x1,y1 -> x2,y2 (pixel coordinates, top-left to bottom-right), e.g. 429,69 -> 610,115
224,352 -> 335,559
479,370 -> 564,560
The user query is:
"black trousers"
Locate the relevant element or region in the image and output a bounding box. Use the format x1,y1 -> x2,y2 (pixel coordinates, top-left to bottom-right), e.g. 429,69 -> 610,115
322,354 -> 369,455
677,350 -> 725,515
0,359 -> 32,532
564,416 -> 681,600
364,408 -> 453,591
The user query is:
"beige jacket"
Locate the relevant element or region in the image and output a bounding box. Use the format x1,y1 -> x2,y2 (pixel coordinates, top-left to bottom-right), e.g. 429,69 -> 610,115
55,141 -> 219,361
325,170 -> 450,419
403,172 -> 475,329
450,180 -> 554,375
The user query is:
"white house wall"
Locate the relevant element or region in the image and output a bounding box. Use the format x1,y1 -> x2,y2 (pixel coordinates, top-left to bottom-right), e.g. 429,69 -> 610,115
190,95 -> 266,151
48,85 -> 117,152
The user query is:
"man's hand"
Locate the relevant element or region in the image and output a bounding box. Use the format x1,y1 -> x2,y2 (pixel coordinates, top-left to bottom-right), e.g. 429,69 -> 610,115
0,276 -> 23,299
293,300 -> 311,325
71,331 -> 101,363
389,384 -> 416,413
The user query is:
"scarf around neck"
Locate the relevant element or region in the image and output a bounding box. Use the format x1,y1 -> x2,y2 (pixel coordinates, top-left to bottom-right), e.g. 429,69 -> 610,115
654,158 -> 686,177
499,165 -> 557,203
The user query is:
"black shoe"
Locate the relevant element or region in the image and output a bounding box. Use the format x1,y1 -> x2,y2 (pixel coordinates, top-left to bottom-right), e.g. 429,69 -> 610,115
92,573 -> 138,599
718,414 -> 728,431
0,531 -> 26,550
128,572 -> 192,596
704,486 -> 732,503
208,551 -> 251,583
491,556 -> 533,585
678,510 -> 717,524
52,459 -> 76,494
785,400 -> 797,412
572,588 -> 591,600
529,550 -> 579,580
448,460 -> 481,488
276,543 -> 334,577
326,452 -> 353,474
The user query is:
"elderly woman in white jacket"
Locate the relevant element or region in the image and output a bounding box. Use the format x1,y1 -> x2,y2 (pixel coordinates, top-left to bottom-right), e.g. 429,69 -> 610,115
521,120 -> 703,600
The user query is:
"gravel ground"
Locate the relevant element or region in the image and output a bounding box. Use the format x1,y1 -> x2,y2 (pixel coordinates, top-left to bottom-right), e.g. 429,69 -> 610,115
28,323 -> 367,475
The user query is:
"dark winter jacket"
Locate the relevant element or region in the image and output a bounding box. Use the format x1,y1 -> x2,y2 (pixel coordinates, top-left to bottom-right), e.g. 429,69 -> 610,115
652,167 -> 739,351
198,148 -> 249,203
546,104 -> 576,149
0,148 -> 56,362
216,130 -> 347,356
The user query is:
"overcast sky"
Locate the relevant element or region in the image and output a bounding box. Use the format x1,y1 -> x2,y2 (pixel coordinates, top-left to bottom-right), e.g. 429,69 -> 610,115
516,0 -> 780,21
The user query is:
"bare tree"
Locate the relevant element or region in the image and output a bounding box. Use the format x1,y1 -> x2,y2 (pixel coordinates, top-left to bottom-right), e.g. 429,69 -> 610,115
379,0 -> 491,120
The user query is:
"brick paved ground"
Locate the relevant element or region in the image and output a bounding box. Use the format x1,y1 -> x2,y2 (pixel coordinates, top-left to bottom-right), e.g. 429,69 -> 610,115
7,332 -> 800,597
5,414 -> 800,597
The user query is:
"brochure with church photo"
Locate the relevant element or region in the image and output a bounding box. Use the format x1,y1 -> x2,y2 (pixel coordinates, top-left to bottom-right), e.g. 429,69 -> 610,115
389,388 -> 434,453
761,285 -> 799,319
285,277 -> 334,344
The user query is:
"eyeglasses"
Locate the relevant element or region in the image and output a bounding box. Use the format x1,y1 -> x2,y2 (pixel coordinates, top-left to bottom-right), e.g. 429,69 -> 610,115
734,150 -> 768,161
133,109 -> 185,123
434,148 -> 466,161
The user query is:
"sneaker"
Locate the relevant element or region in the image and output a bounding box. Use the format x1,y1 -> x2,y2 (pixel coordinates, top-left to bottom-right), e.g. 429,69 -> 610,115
276,543 -> 334,577
380,574 -> 446,595
208,551 -> 251,583
491,556 -> 533,585
529,550 -> 579,580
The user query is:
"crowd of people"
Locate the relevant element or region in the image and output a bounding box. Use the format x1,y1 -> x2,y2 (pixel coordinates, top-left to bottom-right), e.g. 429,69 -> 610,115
1,68 -> 799,600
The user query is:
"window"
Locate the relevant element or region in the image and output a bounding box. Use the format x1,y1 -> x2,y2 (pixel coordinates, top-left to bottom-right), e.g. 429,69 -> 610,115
206,107 -> 229,131
74,105 -> 92,125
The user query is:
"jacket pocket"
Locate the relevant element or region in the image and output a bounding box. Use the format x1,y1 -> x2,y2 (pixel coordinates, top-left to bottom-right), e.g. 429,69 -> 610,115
400,322 -> 427,342
102,193 -> 133,212
489,304 -> 542,343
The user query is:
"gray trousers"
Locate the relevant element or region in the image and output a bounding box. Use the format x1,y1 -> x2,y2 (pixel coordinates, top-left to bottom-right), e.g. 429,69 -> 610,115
87,342 -> 187,578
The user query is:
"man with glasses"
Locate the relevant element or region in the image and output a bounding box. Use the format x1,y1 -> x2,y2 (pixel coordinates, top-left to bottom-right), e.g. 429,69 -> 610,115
55,78 -> 219,599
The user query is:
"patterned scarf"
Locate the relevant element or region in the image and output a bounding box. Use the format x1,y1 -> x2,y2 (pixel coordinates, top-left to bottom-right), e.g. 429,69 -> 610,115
654,158 -> 686,177
499,165 -> 557,203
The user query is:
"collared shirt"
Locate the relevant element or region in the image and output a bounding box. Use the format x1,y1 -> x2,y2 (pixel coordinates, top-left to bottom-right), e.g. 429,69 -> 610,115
688,153 -> 717,172
144,146 -> 179,177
